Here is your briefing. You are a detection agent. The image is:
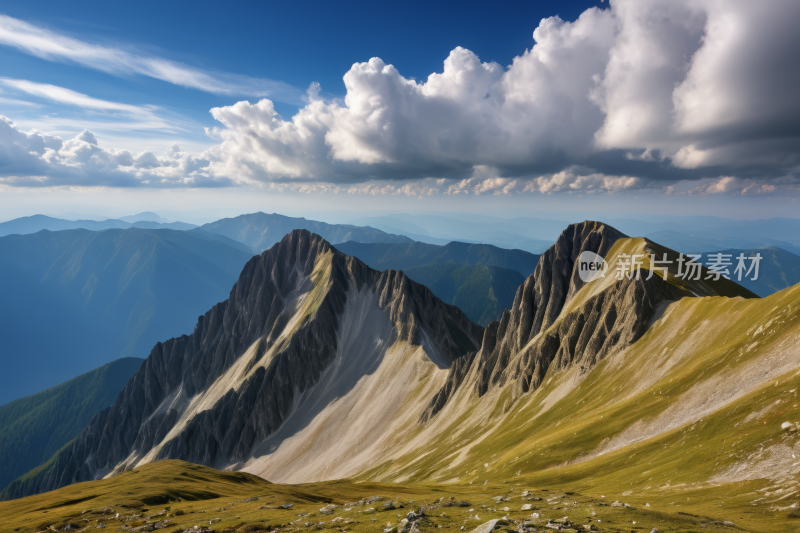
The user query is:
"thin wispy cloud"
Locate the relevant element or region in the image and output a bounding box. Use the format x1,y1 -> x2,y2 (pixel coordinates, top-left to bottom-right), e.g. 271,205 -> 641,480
0,14 -> 303,103
0,78 -> 155,115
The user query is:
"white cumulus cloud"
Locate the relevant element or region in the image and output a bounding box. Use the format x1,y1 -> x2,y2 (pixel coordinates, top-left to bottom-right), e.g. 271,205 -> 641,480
0,116 -> 224,188
203,0 -> 800,190
1,0 -> 799,194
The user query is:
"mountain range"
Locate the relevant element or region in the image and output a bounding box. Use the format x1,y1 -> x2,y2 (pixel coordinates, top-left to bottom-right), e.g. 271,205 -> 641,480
2,222 -> 765,496
343,212 -> 800,258
2,229 -> 482,497
334,241 -> 538,326
4,218 -> 800,530
199,212 -> 412,252
333,241 -> 539,278
694,246 -> 800,297
0,227 -> 253,404
0,215 -> 196,237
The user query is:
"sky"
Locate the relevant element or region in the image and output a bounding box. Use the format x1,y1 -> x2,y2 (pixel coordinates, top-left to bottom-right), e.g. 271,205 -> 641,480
0,0 -> 799,222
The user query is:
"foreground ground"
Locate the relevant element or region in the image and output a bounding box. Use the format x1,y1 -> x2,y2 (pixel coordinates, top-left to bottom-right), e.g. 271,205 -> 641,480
1,460 -> 798,533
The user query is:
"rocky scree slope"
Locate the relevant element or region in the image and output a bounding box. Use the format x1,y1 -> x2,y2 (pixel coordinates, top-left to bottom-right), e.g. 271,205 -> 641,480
422,221 -> 758,421
3,230 -> 482,499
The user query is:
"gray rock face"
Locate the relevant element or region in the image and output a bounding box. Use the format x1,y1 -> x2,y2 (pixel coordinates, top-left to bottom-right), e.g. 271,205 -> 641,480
421,220 -> 755,420
422,221 -> 624,419
3,230 -> 482,499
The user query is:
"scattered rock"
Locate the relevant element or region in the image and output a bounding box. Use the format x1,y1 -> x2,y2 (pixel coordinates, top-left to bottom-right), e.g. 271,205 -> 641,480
521,504 -> 532,511
320,504 -> 336,515
407,510 -> 423,521
245,496 -> 259,503
469,519 -> 500,533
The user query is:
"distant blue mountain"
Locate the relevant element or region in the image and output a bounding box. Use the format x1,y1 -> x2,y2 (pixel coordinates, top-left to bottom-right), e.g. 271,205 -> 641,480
0,227 -> 254,404
0,214 -> 196,237
334,240 -> 538,325
692,247 -> 800,298
200,212 -> 412,252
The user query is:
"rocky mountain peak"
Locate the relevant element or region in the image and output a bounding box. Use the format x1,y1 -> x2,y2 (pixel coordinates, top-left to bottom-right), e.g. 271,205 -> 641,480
421,220 -> 756,421
4,229 -> 482,498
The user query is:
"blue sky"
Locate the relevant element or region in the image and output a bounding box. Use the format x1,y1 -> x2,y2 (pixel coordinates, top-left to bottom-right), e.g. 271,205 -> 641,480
0,0 -> 600,151
0,0 -> 799,221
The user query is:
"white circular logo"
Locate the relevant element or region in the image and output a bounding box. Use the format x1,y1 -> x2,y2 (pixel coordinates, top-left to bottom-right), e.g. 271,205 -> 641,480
578,251 -> 608,282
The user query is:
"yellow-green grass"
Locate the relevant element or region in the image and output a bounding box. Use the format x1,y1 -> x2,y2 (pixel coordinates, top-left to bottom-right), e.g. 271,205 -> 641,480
0,459 -> 782,533
355,280 -> 800,530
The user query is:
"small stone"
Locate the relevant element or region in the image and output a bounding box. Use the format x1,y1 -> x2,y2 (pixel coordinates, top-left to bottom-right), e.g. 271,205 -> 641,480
522,504 -> 532,511
469,519 -> 500,533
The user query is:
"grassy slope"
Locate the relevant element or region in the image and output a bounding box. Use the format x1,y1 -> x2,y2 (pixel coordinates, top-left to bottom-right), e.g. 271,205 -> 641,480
0,358 -> 144,493
358,239 -> 800,529
0,459 -> 773,533
403,263 -> 524,326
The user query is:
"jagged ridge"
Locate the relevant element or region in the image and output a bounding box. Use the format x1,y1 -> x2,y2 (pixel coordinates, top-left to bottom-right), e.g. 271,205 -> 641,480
422,221 -> 757,421
3,230 -> 482,499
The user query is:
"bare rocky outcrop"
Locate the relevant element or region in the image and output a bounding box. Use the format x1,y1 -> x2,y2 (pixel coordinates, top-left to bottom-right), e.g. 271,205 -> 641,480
421,220 -> 755,421
421,221 -> 624,419
3,230 -> 482,499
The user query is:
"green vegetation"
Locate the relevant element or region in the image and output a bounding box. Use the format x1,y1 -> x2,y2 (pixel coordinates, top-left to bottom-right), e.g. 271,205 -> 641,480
403,263 -> 524,325
0,460 -> 777,533
0,358 -> 143,494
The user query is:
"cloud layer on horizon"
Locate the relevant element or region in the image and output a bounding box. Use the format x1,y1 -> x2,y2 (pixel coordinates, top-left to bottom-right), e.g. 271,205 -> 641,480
1,0 -> 799,195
